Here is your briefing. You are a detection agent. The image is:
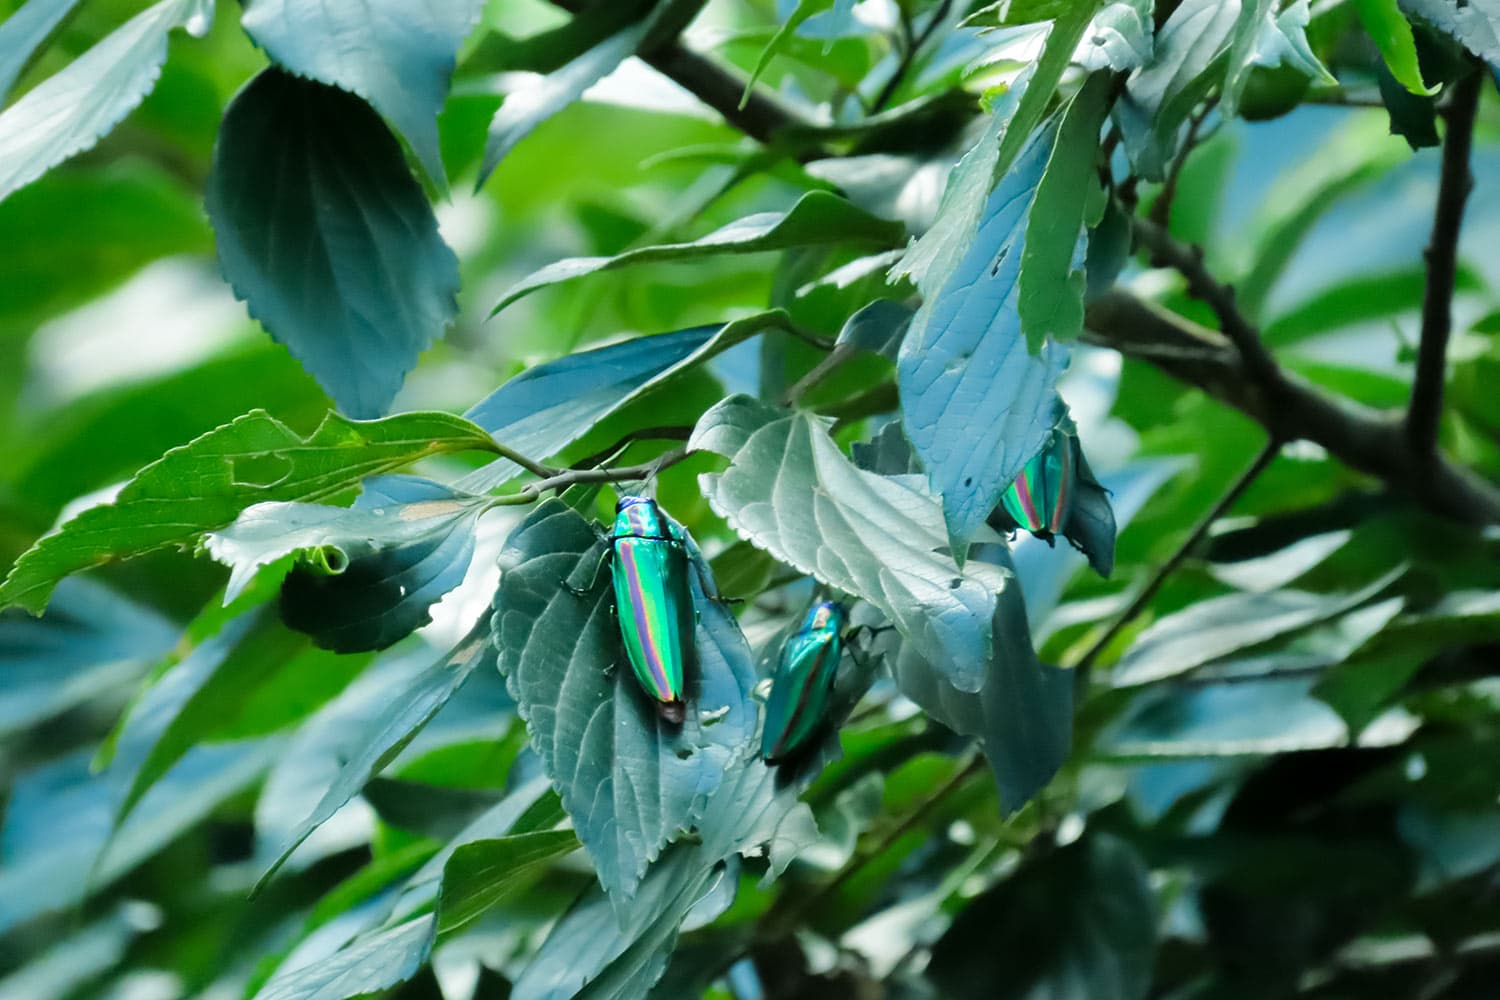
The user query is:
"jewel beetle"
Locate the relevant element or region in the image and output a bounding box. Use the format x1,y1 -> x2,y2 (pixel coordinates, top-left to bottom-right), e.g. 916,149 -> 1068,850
761,600 -> 847,764
605,495 -> 696,724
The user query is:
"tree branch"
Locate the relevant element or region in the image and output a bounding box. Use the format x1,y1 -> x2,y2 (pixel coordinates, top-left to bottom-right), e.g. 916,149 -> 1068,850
1083,290 -> 1500,526
1407,63 -> 1483,455
1132,216 -> 1284,390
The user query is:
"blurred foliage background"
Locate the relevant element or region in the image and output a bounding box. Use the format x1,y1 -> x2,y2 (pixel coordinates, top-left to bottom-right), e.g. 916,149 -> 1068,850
3,0 -> 1500,998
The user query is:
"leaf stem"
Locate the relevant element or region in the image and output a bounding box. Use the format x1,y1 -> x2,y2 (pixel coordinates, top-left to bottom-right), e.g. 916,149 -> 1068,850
492,446 -> 695,506
1071,435 -> 1282,679
1407,61 -> 1482,456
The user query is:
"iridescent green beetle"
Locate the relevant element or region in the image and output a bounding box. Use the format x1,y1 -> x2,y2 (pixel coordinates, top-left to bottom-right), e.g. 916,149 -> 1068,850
761,601 -> 846,765
1000,426 -> 1079,543
608,495 -> 695,724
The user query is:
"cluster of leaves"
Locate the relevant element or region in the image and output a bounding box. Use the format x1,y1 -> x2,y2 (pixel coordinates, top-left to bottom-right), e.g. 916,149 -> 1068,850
3,1 -> 1500,998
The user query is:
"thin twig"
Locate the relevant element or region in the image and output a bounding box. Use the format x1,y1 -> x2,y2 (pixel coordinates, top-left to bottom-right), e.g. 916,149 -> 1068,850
870,0 -> 952,113
1132,216 -> 1285,393
781,344 -> 854,406
1071,436 -> 1282,678
1407,62 -> 1483,456
1148,98 -> 1217,228
567,425 -> 694,472
495,446 -> 694,505
759,753 -> 984,940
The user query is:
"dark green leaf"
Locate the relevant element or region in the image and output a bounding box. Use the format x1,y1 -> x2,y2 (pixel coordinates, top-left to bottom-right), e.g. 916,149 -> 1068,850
897,118 -> 1068,541
0,408 -> 498,614
834,298 -> 914,360
492,500 -> 758,902
691,395 -> 1006,692
491,192 -> 905,316
208,476 -> 488,651
0,0 -> 84,103
239,0 -> 485,184
206,68 -> 460,418
460,314 -> 784,493
1019,72 -> 1111,350
929,834 -> 1156,1000
256,618 -> 496,889
437,830 -> 580,933
890,546 -> 1072,814
1355,0 -> 1437,95
0,0 -> 206,203
1376,57 -> 1440,149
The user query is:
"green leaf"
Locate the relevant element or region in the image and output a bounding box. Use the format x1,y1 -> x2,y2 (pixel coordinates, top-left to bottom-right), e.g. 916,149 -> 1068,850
255,618 -> 496,890
0,905 -> 141,1000
1019,72 -> 1111,351
492,500 -> 758,902
1376,57 -> 1441,150
205,68 -> 460,418
743,0 -> 836,99
491,191 -> 905,316
0,408 -> 498,615
1355,0 -> 1438,95
0,740 -> 281,935
0,162 -> 212,329
1099,675 -> 1391,757
1117,0 -> 1240,181
208,476 -> 489,651
239,0 -> 485,186
890,546 -> 1072,814
1110,568 -> 1404,686
690,395 -> 1006,693
928,834 -> 1156,1000
0,0 -> 84,103
249,914 -> 435,1000
460,314 -> 785,493
514,749 -> 823,1000
479,0 -> 701,186
437,829 -> 581,933
109,606 -> 369,836
897,119 -> 1069,541
1401,0 -> 1500,62
0,0 -> 205,203
0,579 -> 176,739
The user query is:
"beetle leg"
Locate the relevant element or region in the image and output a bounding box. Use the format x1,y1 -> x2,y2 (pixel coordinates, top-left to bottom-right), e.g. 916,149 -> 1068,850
562,545 -> 611,596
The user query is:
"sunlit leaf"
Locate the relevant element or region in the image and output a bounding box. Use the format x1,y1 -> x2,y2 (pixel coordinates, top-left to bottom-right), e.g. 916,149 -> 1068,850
0,0 -> 205,203
898,119 -> 1068,541
692,395 -> 1006,692
1355,0 -> 1437,96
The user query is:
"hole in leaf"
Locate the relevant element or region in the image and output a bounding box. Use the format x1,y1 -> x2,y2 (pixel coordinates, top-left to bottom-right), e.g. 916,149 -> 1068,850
231,453 -> 293,489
